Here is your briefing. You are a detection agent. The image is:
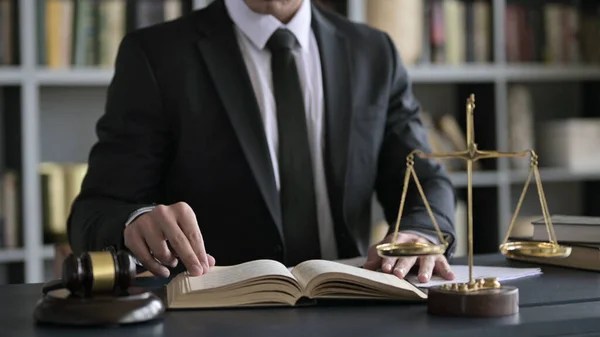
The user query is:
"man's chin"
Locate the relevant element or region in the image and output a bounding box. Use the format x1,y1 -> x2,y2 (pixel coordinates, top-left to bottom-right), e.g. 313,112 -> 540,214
243,0 -> 299,15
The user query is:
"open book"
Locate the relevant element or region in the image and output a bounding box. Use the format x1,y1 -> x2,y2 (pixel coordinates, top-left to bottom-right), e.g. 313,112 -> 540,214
166,259 -> 427,309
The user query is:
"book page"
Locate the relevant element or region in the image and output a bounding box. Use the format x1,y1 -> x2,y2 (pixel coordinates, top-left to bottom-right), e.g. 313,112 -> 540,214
167,259 -> 305,308
177,259 -> 299,294
332,256 -> 367,267
291,259 -> 425,299
286,256 -> 367,272
406,265 -> 542,288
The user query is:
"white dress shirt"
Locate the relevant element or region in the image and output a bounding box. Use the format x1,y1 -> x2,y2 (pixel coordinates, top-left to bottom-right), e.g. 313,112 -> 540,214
224,0 -> 339,260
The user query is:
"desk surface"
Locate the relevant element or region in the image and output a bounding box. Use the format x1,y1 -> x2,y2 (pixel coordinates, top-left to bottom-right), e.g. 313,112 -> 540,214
455,254 -> 600,307
2,254 -> 600,337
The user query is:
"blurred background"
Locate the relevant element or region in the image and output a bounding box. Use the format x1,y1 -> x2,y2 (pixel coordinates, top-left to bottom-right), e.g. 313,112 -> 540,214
0,0 -> 599,285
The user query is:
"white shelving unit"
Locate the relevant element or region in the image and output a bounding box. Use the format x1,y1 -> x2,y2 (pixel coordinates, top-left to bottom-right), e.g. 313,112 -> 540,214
0,67 -> 23,85
0,245 -> 54,263
1,0 -> 599,283
7,64 -> 600,85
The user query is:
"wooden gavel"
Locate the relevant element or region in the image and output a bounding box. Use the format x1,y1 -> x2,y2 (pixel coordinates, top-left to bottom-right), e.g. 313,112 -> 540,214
43,250 -> 137,297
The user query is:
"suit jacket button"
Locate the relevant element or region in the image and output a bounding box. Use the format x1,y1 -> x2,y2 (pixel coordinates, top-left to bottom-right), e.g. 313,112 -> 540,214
275,245 -> 282,253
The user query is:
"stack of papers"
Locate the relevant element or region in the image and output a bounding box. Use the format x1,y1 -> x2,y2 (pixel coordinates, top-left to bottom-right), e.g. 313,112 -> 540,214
407,265 -> 542,288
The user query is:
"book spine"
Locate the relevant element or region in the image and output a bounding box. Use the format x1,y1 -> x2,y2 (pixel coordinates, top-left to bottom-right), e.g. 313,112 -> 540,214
366,0 -> 424,65
465,0 -> 475,63
2,170 -> 18,248
420,0 -> 431,64
37,0 -> 47,66
0,88 -> 4,249
443,0 -> 465,64
73,0 -> 98,66
473,0 -> 491,62
429,0 -> 445,64
164,0 -> 183,21
0,1 -> 8,65
98,0 -> 126,67
135,0 -> 165,29
40,162 -> 88,243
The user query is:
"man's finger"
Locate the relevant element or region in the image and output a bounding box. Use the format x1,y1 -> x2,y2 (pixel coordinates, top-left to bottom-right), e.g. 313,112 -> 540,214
381,257 -> 397,273
155,205 -> 203,276
173,202 -> 209,272
125,229 -> 170,278
379,233 -> 415,273
164,226 -> 203,276
434,256 -> 455,280
393,256 -> 416,278
142,221 -> 177,267
207,254 -> 216,267
363,251 -> 381,270
417,256 -> 436,283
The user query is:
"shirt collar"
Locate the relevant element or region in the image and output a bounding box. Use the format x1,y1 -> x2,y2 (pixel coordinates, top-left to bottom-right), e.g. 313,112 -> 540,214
224,0 -> 312,51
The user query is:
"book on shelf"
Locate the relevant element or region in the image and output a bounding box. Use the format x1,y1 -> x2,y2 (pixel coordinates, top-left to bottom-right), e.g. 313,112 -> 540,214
0,0 -> 16,66
98,0 -> 127,67
507,85 -> 534,170
537,118 -> 600,173
366,0 -> 424,65
38,0 -> 188,69
0,161 -> 87,249
363,0 -> 599,66
166,259 -> 427,309
39,162 -> 88,243
366,0 -> 492,65
505,1 -> 600,64
0,170 -> 19,249
420,111 -> 482,172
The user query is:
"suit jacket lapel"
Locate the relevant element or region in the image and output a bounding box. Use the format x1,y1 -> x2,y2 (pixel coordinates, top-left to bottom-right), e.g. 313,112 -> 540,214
311,7 -> 353,233
193,1 -> 282,237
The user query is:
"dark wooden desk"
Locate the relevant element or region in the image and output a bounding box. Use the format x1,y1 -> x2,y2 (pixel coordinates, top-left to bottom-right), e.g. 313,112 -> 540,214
2,254 -> 600,337
454,254 -> 600,307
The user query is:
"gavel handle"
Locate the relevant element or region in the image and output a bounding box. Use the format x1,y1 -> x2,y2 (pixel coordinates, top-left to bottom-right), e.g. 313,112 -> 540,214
41,279 -> 64,295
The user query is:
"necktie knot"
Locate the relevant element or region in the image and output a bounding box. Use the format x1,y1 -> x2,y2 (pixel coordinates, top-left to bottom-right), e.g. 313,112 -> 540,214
266,28 -> 297,53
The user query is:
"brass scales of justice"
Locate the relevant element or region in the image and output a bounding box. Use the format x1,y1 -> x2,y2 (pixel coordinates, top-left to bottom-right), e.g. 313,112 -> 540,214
376,94 -> 571,317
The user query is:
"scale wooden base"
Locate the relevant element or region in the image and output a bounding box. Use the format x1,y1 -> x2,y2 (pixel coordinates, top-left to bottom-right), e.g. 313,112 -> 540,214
377,94 -> 571,318
34,288 -> 165,326
427,282 -> 518,317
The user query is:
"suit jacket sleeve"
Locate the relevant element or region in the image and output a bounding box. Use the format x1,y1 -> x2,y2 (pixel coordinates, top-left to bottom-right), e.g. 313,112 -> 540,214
375,33 -> 457,257
67,33 -> 171,255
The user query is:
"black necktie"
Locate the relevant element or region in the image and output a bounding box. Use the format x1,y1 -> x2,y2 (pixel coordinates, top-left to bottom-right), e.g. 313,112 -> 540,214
266,28 -> 321,266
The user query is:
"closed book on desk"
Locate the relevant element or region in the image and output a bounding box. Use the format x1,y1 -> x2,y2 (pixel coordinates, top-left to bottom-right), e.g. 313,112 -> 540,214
166,259 -> 426,309
532,215 -> 600,244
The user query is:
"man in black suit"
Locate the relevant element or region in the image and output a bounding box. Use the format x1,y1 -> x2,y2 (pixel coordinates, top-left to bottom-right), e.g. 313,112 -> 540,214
67,0 -> 457,283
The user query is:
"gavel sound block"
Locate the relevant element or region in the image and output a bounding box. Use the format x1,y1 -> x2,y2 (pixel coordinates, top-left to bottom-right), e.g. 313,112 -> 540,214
34,251 -> 165,326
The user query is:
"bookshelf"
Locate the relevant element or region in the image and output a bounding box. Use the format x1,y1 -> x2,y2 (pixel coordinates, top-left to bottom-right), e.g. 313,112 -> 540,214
0,0 -> 599,284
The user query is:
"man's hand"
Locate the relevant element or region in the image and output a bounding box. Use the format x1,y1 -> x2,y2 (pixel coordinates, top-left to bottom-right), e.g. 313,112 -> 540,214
124,202 -> 215,278
363,232 -> 454,283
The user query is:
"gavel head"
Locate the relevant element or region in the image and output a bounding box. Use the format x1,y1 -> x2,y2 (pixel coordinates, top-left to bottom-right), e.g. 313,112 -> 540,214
61,250 -> 136,297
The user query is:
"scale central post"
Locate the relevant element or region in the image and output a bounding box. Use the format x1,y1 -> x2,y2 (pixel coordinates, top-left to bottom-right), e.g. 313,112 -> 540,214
465,94 -> 476,286
376,93 -> 571,317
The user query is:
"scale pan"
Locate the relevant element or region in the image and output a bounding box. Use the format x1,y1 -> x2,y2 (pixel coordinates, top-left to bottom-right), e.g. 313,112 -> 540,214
500,241 -> 571,259
376,242 -> 447,258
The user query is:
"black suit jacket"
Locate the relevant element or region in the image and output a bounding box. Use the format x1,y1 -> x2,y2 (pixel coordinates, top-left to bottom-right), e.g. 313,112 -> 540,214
67,0 -> 457,266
